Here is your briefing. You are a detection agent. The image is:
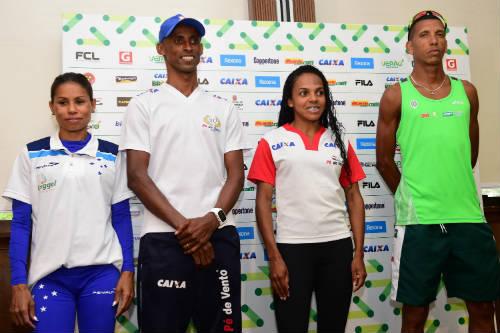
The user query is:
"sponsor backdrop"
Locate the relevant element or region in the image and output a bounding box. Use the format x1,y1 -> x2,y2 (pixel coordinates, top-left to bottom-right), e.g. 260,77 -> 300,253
63,13 -> 470,333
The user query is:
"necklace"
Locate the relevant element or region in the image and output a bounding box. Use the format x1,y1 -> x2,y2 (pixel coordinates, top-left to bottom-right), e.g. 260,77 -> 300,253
410,75 -> 447,95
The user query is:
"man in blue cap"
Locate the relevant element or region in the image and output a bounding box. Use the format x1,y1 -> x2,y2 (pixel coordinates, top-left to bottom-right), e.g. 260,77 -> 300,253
121,13 -> 245,332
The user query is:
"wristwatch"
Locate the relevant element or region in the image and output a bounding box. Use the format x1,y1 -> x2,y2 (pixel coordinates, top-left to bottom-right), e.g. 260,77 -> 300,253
210,208 -> 227,228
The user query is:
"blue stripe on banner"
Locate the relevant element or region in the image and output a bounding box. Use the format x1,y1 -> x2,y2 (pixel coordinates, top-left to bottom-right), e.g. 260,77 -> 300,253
29,150 -> 67,159
96,151 -> 116,162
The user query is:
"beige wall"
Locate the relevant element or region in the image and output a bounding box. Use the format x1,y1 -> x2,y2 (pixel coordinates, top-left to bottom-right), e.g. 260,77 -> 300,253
1,0 -> 499,210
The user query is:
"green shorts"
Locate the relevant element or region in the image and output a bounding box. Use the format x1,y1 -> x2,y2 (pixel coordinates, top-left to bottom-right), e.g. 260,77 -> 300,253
391,223 -> 500,306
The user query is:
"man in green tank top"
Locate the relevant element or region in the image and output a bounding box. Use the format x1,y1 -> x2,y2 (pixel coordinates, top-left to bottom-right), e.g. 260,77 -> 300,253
376,10 -> 499,333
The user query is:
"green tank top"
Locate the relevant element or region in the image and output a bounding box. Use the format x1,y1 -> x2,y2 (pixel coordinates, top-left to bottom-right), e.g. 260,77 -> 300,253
395,76 -> 485,225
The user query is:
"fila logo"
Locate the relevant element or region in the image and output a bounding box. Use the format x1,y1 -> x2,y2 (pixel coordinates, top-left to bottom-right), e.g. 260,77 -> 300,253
157,279 -> 186,288
355,79 -> 373,86
357,120 -> 375,127
446,59 -> 457,71
362,181 -> 380,189
119,51 -> 133,64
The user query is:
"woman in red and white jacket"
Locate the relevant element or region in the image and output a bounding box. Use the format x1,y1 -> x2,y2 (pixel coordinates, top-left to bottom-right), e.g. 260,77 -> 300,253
248,65 -> 367,333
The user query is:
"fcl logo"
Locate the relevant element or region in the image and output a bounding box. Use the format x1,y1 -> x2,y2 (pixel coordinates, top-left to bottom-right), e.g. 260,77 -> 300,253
446,58 -> 457,71
119,51 -> 133,64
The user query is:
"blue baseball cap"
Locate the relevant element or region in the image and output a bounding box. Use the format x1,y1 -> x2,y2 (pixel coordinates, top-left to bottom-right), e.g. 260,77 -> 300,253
158,14 -> 205,43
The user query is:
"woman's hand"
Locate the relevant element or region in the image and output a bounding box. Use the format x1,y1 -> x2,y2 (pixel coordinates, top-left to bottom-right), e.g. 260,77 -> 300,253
113,271 -> 135,317
10,284 -> 36,328
269,256 -> 289,300
351,254 -> 367,292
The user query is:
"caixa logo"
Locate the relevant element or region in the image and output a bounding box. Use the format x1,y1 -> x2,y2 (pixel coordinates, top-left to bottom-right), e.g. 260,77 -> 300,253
365,221 -> 387,233
272,141 -> 296,150
157,279 -> 186,288
318,59 -> 345,66
220,78 -> 248,85
240,252 -> 257,259
255,99 -> 282,106
200,56 -> 213,64
237,227 -> 255,240
364,244 -> 389,252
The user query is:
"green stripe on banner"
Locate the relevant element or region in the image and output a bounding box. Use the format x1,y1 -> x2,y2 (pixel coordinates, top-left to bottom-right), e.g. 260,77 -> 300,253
241,304 -> 264,327
352,296 -> 374,317
63,13 -> 83,32
116,316 -> 139,333
444,300 -> 466,312
373,36 -> 390,53
365,278 -> 390,288
456,38 -> 470,54
204,18 -> 230,25
263,22 -> 280,39
355,323 -> 389,333
352,25 -> 368,41
341,23 -> 362,30
308,23 -> 325,40
201,38 -> 212,49
447,48 -> 467,55
367,259 -> 384,273
240,32 -> 258,49
254,287 -> 272,296
348,311 -> 369,319
309,308 -> 317,322
319,35 -> 348,53
286,33 -> 304,51
116,16 -> 136,34
142,28 -> 157,44
379,280 -> 392,302
241,266 -> 269,281
89,27 -> 110,45
216,20 -> 234,37
424,319 -> 440,333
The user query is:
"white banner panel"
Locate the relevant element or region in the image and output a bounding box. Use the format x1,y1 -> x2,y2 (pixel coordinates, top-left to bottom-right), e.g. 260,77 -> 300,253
63,13 -> 471,332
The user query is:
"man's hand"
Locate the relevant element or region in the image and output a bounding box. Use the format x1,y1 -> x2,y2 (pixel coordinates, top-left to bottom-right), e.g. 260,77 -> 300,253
176,213 -> 219,254
10,284 -> 36,328
191,242 -> 215,268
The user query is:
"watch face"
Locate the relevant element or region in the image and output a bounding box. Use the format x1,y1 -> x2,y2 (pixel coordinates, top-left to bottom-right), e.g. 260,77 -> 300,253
217,210 -> 227,222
